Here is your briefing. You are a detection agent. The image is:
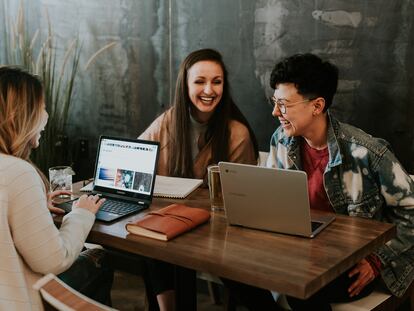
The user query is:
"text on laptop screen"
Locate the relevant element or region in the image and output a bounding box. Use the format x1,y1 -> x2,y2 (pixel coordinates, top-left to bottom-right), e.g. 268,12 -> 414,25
94,138 -> 158,195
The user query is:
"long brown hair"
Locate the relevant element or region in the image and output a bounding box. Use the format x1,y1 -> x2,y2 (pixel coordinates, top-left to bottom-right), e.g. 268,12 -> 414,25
167,48 -> 258,177
0,66 -> 49,190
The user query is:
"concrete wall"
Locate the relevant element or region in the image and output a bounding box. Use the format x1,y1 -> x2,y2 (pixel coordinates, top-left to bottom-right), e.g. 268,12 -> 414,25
1,0 -> 414,172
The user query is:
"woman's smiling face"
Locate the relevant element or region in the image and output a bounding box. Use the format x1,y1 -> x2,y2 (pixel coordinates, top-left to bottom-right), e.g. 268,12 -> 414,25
187,60 -> 223,123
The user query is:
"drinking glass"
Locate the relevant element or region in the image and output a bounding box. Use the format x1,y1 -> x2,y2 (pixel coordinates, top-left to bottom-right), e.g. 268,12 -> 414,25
49,166 -> 75,197
207,165 -> 224,211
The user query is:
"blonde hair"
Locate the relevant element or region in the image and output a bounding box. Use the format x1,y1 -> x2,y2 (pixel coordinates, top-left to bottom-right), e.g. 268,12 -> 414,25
0,66 -> 49,190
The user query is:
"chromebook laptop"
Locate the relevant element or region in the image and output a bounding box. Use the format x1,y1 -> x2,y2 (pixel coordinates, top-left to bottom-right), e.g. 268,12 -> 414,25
218,162 -> 335,238
57,136 -> 160,222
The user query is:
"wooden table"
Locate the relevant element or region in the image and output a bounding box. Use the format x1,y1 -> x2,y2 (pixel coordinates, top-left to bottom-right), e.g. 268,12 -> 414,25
64,181 -> 395,300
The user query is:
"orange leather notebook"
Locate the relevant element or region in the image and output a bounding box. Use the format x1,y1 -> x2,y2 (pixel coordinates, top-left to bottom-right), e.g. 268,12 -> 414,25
125,204 -> 210,241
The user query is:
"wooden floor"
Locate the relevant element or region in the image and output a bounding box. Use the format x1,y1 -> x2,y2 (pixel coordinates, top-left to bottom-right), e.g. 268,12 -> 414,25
111,270 -> 228,311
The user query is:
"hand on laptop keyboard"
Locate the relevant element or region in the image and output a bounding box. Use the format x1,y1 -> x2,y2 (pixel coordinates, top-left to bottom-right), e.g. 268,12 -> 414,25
75,194 -> 106,215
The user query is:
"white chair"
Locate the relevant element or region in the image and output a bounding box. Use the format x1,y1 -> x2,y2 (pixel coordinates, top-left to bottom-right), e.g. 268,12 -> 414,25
258,151 -> 270,167
331,290 -> 391,311
33,273 -> 117,311
197,271 -> 224,305
331,281 -> 414,311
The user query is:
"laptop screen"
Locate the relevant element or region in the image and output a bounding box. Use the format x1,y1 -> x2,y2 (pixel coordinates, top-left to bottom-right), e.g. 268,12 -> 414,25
92,136 -> 159,201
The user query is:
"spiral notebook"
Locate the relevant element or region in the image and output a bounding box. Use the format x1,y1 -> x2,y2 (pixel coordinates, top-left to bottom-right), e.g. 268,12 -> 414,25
81,175 -> 203,199
153,176 -> 203,199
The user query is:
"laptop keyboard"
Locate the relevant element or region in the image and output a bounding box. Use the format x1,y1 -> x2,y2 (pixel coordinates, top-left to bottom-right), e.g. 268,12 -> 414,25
311,221 -> 323,232
57,198 -> 142,216
100,199 -> 141,215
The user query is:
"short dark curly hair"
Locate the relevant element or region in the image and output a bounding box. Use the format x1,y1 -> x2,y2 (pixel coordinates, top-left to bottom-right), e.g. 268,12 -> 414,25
269,53 -> 338,111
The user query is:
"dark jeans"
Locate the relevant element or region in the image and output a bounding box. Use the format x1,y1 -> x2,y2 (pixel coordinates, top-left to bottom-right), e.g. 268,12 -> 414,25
58,248 -> 114,306
143,258 -> 175,296
222,268 -> 376,311
222,278 -> 281,311
142,258 -> 197,311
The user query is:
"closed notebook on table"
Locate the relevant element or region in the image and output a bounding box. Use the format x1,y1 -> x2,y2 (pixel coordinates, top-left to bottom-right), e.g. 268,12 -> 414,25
126,203 -> 210,241
153,175 -> 203,199
81,175 -> 203,199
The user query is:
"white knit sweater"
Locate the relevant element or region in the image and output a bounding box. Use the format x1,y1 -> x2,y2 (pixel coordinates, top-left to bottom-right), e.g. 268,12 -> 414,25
0,154 -> 95,310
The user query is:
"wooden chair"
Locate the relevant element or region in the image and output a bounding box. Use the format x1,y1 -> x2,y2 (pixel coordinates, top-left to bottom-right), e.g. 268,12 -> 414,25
33,274 -> 117,311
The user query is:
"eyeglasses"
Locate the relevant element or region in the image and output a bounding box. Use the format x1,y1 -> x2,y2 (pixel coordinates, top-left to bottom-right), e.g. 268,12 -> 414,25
268,96 -> 315,114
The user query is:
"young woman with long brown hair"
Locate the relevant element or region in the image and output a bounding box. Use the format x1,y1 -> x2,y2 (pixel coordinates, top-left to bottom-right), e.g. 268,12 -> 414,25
140,48 -> 258,181
0,66 -> 113,310
139,49 -> 258,311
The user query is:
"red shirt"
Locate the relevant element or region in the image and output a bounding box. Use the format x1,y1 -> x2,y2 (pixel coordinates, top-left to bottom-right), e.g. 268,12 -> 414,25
301,141 -> 333,212
301,141 -> 382,273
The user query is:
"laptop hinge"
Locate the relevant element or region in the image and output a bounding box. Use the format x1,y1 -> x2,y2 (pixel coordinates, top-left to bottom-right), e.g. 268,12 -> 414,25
94,191 -> 150,205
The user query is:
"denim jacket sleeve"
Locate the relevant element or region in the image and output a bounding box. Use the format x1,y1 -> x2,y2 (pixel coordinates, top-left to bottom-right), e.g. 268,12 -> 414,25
268,122 -> 414,297
373,148 -> 414,297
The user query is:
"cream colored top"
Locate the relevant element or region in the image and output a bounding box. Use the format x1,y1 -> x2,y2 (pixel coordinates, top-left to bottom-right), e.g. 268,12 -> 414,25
0,153 -> 95,311
189,114 -> 208,161
139,108 -> 257,180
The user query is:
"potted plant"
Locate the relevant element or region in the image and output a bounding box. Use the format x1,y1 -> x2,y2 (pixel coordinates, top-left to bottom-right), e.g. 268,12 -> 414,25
2,1 -> 116,173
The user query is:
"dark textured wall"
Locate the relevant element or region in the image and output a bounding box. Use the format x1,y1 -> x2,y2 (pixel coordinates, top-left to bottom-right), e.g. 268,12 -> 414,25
1,0 -> 414,172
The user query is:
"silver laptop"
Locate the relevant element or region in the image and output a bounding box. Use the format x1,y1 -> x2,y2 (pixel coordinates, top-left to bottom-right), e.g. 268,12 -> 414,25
58,136 -> 160,222
218,162 -> 335,238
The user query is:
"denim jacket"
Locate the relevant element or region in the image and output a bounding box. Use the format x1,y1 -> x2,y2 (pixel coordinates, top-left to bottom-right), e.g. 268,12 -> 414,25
267,112 -> 414,297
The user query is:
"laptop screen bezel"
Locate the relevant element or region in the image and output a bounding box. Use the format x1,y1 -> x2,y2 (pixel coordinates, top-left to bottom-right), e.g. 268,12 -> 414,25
92,135 -> 160,203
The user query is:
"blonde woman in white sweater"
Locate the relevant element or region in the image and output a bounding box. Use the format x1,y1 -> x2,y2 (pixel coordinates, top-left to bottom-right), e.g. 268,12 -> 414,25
0,67 -> 113,310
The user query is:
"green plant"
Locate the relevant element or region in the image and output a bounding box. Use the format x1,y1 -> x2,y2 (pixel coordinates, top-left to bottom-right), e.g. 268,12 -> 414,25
2,1 -> 115,173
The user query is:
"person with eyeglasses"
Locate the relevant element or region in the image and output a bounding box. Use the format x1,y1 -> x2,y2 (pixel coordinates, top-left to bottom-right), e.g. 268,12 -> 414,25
223,53 -> 414,311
